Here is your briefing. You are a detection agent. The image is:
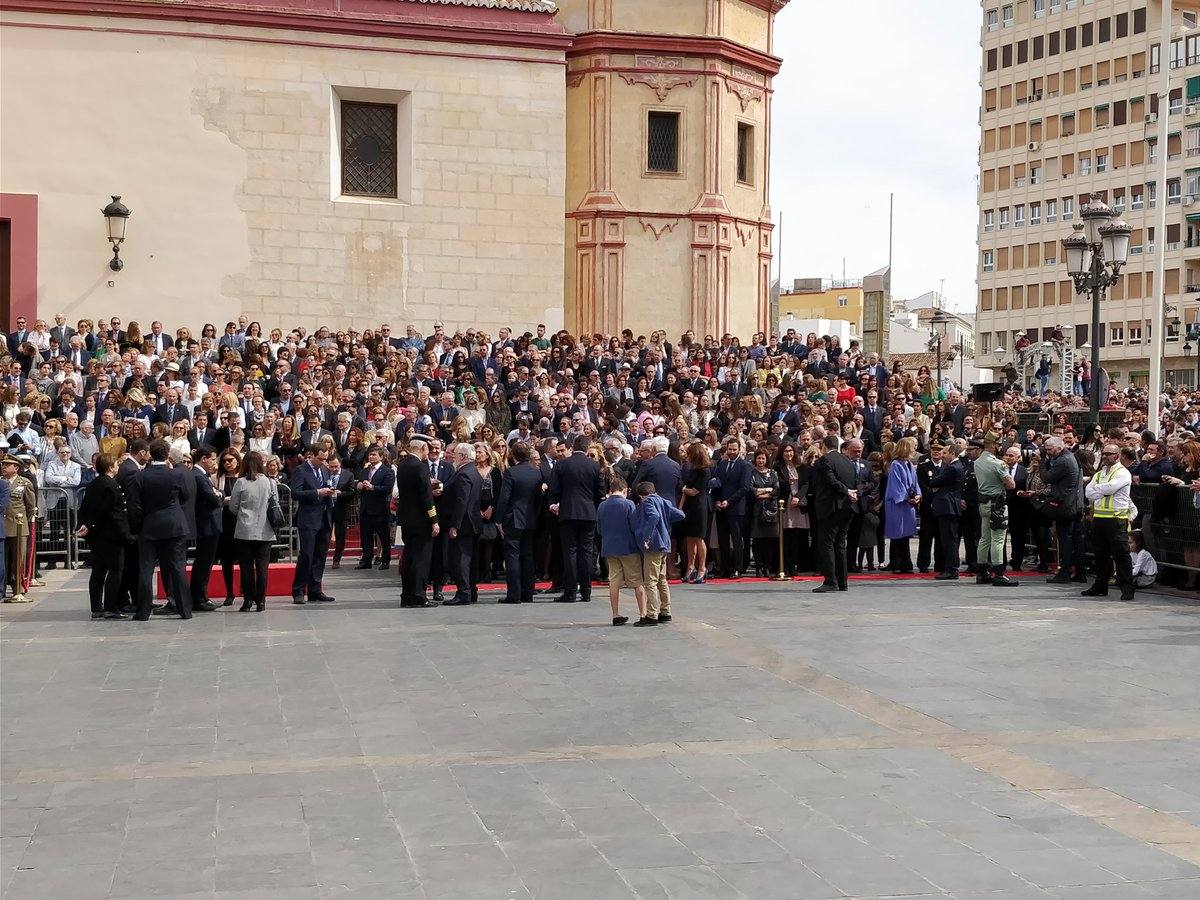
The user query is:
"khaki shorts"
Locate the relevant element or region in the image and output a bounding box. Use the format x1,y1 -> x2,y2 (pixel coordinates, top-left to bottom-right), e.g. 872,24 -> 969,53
606,553 -> 644,590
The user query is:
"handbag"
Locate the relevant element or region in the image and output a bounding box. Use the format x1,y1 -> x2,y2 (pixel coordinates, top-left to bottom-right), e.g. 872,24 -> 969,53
267,483 -> 286,529
1042,491 -> 1077,521
757,498 -> 779,527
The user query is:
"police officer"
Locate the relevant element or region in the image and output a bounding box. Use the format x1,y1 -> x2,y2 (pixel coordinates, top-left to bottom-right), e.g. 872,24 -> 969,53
915,448 -> 941,574
960,439 -> 981,575
930,443 -> 965,580
1081,443 -> 1135,602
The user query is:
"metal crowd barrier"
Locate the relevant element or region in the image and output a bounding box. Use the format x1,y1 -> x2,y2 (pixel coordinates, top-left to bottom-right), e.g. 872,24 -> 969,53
36,486 -> 78,569
1132,482 -> 1200,573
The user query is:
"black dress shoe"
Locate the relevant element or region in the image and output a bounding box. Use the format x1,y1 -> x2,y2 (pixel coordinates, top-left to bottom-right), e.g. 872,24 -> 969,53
152,603 -> 178,616
443,596 -> 472,606
612,616 -> 628,626
103,611 -> 128,619
354,562 -> 373,570
633,617 -> 658,627
178,612 -> 192,620
580,595 -> 591,602
1046,573 -> 1072,584
657,613 -> 672,622
194,600 -> 218,612
1119,589 -> 1135,602
330,561 -> 341,570
553,595 -> 578,603
992,575 -> 1019,587
934,572 -> 959,581
239,599 -> 255,612
812,584 -> 839,593
293,594 -> 307,605
432,593 -> 445,604
314,594 -> 335,603
120,604 -> 136,615
498,598 -> 520,604
400,600 -> 439,608
223,597 -> 234,607
1080,586 -> 1109,597
1071,574 -> 1088,583
91,611 -> 104,619
377,562 -> 390,571
132,614 -> 150,621
521,597 -> 534,603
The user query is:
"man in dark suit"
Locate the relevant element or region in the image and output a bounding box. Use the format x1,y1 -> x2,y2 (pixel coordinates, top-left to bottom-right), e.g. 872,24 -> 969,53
126,439 -> 195,620
189,447 -> 223,612
355,447 -> 396,570
547,434 -> 603,603
394,435 -> 440,607
328,455 -> 359,570
1000,444 -> 1029,575
631,436 -> 682,506
299,415 -> 331,452
49,315 -> 75,349
494,441 -> 544,604
115,440 -> 149,613
930,443 -> 965,580
188,413 -> 216,452
860,390 -> 885,438
946,391 -> 969,437
711,437 -> 752,578
423,440 -> 455,602
442,442 -> 483,605
154,389 -> 187,428
6,316 -> 28,355
812,436 -> 861,593
290,446 -> 336,604
843,440 -> 871,574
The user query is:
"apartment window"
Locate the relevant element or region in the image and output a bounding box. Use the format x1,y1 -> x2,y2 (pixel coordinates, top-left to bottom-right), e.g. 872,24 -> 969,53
988,48 -> 998,72
1051,0 -> 1061,10
987,8 -> 999,30
1114,99 -> 1128,126
1172,39 -> 1184,70
981,332 -> 992,354
646,111 -> 680,173
1149,181 -> 1158,207
1066,27 -> 1077,52
837,295 -> 848,308
1150,141 -> 1159,164
1169,178 -> 1183,204
340,101 -> 399,198
1034,0 -> 1046,18
983,209 -> 995,231
983,250 -> 996,272
1031,164 -> 1042,184
1099,17 -> 1111,42
1116,11 -> 1128,38
1062,112 -> 1075,136
1152,44 -> 1161,74
1129,323 -> 1143,345
1134,7 -> 1147,34
1063,196 -> 1075,219
1096,153 -> 1108,173
736,122 -> 755,185
1002,4 -> 1013,27
1003,44 -> 1013,67
1081,22 -> 1093,47
1171,92 -> 1185,115
1015,203 -> 1026,226
1018,40 -> 1028,65
1050,31 -> 1061,55
999,208 -> 1010,229
1188,171 -> 1200,199
1031,202 -> 1042,224
1114,192 -> 1126,210
1110,324 -> 1125,345
1079,156 -> 1092,175
1132,187 -> 1144,209
1047,199 -> 1058,221
1034,35 -> 1045,60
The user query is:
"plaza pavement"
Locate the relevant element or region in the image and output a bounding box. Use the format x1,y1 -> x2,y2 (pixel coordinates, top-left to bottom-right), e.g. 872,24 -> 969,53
2,567 -> 1200,899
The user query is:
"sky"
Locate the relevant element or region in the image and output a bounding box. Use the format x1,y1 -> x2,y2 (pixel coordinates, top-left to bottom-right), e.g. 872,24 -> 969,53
770,0 -> 982,312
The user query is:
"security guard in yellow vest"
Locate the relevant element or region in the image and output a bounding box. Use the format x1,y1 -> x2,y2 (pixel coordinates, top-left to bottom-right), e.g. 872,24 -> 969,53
1082,443 -> 1135,602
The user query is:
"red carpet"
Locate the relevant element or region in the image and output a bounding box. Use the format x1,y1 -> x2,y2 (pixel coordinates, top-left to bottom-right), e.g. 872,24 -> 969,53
157,564 -> 299,599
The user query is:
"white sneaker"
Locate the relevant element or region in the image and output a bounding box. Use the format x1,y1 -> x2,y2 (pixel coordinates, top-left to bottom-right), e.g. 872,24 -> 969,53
29,578 -> 45,587
6,594 -> 30,603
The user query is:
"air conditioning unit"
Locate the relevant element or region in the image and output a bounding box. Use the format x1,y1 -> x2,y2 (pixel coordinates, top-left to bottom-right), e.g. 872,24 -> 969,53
1189,105 -> 1199,116
1187,196 -> 1198,207
1028,141 -> 1041,152
1147,113 -> 1159,123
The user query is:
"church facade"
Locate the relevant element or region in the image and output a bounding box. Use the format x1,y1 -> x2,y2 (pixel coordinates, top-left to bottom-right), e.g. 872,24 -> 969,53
0,0 -> 788,337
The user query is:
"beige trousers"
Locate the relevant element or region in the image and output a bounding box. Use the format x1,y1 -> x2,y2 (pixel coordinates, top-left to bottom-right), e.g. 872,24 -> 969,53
642,551 -> 670,618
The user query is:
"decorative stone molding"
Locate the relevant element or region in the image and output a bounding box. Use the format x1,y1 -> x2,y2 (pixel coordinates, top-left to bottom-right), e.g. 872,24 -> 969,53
566,73 -> 585,88
634,54 -> 685,70
726,80 -> 763,112
730,64 -> 765,86
735,222 -> 755,247
639,217 -> 679,240
619,71 -> 696,102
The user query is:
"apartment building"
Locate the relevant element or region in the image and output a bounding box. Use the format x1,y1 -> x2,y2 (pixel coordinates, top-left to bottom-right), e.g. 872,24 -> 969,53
976,0 -> 1200,388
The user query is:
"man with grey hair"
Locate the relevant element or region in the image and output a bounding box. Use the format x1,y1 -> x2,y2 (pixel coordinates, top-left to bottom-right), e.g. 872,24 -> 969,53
632,436 -> 681,508
442,442 -> 482,605
1041,434 -> 1082,584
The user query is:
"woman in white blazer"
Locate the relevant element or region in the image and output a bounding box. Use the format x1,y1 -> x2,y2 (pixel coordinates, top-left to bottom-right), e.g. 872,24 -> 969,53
229,451 -> 278,611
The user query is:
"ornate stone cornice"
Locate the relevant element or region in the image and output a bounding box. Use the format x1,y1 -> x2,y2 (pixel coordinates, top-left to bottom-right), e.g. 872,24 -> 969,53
618,71 -> 696,102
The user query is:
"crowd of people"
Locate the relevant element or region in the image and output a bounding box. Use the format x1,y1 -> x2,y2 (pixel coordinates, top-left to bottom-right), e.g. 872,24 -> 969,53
2,312 -> 1197,618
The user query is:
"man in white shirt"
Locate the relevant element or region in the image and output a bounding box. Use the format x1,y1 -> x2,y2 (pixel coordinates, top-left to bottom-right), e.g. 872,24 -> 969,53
1082,444 -> 1135,602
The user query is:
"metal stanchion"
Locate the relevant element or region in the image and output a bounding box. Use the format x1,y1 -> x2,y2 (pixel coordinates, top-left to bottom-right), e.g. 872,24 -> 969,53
772,499 -> 789,581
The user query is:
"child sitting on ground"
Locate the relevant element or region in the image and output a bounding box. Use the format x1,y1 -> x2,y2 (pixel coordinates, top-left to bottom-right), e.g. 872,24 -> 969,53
1130,531 -> 1158,589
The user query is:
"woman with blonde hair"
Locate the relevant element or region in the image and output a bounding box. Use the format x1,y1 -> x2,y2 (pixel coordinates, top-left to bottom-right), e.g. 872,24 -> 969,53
883,436 -> 919,574
681,441 -> 713,583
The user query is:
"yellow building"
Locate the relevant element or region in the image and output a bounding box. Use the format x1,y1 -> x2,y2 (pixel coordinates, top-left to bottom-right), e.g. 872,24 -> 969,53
778,277 -> 865,328
0,0 -> 789,336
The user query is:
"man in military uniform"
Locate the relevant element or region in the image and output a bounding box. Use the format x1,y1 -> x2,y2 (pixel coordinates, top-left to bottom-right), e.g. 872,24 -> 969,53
394,435 -> 440,608
973,433 -> 1019,587
915,448 -> 941,574
2,455 -> 37,602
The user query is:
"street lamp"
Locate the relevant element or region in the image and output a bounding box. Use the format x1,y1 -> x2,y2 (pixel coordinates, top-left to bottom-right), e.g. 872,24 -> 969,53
101,195 -> 131,271
929,308 -> 950,389
1063,195 -> 1131,425
1187,325 -> 1200,388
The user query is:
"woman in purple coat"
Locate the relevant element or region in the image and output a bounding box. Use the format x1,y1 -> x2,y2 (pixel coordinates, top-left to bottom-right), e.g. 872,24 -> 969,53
884,437 -> 920,574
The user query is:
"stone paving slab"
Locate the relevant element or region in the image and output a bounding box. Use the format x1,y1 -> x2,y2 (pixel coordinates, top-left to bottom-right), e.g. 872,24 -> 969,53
2,569 -> 1200,898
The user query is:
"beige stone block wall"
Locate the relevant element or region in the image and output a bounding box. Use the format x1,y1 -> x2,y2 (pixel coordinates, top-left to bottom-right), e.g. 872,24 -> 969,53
0,14 -> 566,335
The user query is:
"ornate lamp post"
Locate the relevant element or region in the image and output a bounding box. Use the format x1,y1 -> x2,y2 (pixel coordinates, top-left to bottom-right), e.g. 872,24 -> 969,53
1063,194 -> 1131,425
101,195 -> 131,271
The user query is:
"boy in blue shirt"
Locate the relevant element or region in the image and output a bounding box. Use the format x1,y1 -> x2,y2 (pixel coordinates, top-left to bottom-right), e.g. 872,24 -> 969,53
596,478 -> 644,626
634,481 -> 686,626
